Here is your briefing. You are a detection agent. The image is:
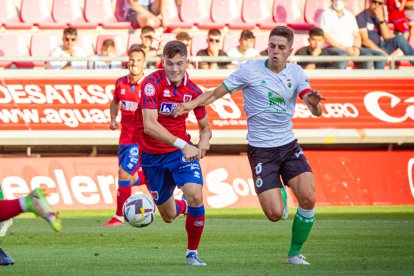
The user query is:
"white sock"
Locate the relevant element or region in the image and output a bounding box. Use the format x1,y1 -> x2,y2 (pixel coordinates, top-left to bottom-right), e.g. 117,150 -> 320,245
114,214 -> 124,222
19,197 -> 28,212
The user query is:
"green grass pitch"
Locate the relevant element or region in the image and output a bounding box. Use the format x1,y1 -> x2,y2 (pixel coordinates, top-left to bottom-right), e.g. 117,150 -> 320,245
1,206 -> 413,275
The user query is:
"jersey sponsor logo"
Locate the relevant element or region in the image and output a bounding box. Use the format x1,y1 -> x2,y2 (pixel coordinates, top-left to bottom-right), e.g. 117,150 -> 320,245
121,100 -> 138,111
183,94 -> 192,102
163,89 -> 171,97
159,102 -> 178,114
265,91 -> 287,113
144,83 -> 155,96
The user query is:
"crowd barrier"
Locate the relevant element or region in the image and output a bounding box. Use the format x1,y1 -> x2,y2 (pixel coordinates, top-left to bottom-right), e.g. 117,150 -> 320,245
0,69 -> 413,145
0,151 -> 413,209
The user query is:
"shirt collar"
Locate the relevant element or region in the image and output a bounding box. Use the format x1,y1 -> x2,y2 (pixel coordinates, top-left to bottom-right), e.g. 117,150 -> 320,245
164,71 -> 188,87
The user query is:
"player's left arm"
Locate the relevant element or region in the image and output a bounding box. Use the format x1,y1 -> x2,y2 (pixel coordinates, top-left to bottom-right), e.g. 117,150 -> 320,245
196,116 -> 212,159
142,108 -> 179,145
303,89 -> 325,117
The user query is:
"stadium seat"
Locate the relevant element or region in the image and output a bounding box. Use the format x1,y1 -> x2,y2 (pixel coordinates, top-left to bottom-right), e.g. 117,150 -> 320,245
161,33 -> 177,44
304,0 -> 330,25
210,0 -> 256,29
20,0 -> 67,29
84,0 -> 131,29
254,32 -> 269,53
52,0 -> 97,29
190,33 -> 208,56
76,34 -> 95,56
96,34 -> 126,56
345,1 -> 364,16
30,33 -> 59,67
127,33 -> 141,51
164,0 -> 193,31
0,0 -> 32,29
223,33 -> 240,53
178,0 -> 224,30
0,34 -> 33,68
291,33 -> 309,52
241,0 -> 275,30
273,0 -> 314,30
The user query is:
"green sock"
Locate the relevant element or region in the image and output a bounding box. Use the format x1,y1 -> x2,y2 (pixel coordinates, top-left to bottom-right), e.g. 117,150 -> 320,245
281,187 -> 287,209
0,186 -> 4,200
288,209 -> 314,256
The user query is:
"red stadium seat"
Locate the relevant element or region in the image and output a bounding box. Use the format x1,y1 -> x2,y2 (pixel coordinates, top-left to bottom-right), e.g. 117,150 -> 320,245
345,1 -> 364,16
254,32 -> 269,52
0,0 -> 32,29
242,0 -> 275,30
223,33 -> 240,53
161,33 -> 177,44
52,0 -> 97,29
179,0 -> 224,30
20,0 -> 66,29
164,0 -> 193,31
0,34 -> 33,68
30,33 -> 59,67
273,0 -> 314,30
76,34 -> 95,56
190,33 -> 208,57
127,33 -> 141,51
304,0 -> 330,25
210,0 -> 256,29
292,33 -> 309,52
84,0 -> 131,29
96,34 -> 126,56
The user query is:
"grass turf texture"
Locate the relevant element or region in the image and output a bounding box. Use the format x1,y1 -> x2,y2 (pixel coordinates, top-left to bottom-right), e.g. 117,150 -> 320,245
1,206 -> 413,275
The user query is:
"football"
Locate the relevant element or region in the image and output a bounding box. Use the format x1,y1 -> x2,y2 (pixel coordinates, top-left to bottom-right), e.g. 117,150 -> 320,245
123,194 -> 156,228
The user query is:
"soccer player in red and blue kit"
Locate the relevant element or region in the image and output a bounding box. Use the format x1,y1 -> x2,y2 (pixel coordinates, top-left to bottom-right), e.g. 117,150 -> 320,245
135,41 -> 212,265
102,46 -> 148,227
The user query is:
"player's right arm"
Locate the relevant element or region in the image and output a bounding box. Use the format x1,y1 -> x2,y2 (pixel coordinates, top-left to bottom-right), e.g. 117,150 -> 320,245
109,99 -> 120,130
174,84 -> 228,116
142,108 -> 201,160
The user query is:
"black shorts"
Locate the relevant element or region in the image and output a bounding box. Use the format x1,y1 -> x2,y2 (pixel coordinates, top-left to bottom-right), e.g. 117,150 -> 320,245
247,139 -> 312,195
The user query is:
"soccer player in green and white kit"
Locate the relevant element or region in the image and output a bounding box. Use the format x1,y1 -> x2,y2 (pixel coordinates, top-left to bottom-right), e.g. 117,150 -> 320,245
175,26 -> 325,265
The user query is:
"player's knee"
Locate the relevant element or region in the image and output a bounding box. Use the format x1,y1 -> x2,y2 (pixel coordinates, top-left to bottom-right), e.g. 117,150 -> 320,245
184,193 -> 203,206
299,194 -> 316,209
264,210 -> 283,222
160,212 -> 175,223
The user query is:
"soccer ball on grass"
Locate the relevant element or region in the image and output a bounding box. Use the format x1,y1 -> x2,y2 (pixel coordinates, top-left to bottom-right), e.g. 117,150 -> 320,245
123,194 -> 156,228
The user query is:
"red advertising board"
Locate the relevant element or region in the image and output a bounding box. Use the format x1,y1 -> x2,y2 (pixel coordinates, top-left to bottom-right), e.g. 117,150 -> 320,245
1,151 -> 413,209
0,78 -> 413,130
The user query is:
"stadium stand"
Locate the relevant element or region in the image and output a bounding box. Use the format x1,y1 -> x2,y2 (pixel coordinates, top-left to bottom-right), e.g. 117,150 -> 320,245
96,34 -> 125,56
191,33 -> 208,56
52,0 -> 98,29
77,33 -> 95,56
274,0 -> 314,30
241,0 -> 275,30
164,0 -> 193,30
84,0 -> 131,29
0,0 -> 32,29
30,33 -> 59,67
178,0 -> 224,30
223,33 -> 240,53
304,0 -> 330,26
20,0 -> 67,29
254,32 -> 269,53
210,0 -> 256,29
0,34 -> 33,68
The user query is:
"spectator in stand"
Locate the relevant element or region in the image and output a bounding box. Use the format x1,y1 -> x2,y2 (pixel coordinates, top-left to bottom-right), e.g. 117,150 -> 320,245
90,39 -> 122,69
46,27 -> 88,70
123,0 -> 169,28
196,29 -> 235,70
318,0 -> 373,69
386,0 -> 414,39
295,27 -> 336,69
356,0 -> 414,67
137,25 -> 163,68
176,31 -> 195,69
226,30 -> 260,67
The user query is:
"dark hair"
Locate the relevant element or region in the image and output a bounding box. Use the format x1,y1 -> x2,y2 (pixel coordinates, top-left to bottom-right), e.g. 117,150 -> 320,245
141,25 -> 155,35
101,39 -> 115,51
309,27 -> 324,37
207,28 -> 221,37
63,27 -> 77,36
128,44 -> 146,58
269,26 -> 294,47
176,31 -> 191,41
163,40 -> 187,58
240,30 -> 255,40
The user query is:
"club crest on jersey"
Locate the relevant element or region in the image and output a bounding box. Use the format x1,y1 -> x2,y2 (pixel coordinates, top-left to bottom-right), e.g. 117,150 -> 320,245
287,79 -> 292,89
163,89 -> 171,97
183,94 -> 192,102
144,83 -> 155,96
160,102 -> 178,114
